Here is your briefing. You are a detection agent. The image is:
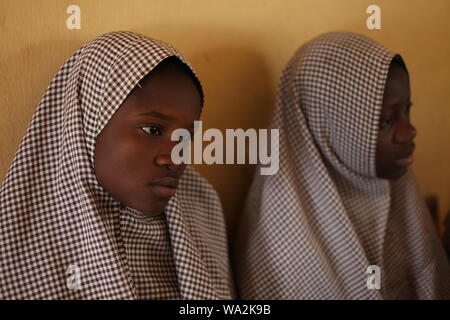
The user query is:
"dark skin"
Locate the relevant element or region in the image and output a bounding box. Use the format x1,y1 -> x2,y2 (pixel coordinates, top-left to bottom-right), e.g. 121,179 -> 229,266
376,62 -> 417,180
94,61 -> 201,216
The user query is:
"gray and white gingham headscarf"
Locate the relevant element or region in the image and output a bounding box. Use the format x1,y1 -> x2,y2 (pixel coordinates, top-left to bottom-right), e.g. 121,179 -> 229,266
0,31 -> 233,300
234,32 -> 450,299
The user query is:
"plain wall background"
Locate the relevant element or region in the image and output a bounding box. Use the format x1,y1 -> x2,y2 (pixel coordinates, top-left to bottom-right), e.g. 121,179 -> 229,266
1,0 -> 449,238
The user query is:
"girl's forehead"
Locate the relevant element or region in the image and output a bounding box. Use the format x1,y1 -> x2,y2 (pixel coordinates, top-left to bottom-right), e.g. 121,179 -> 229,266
115,77 -> 201,124
383,66 -> 410,102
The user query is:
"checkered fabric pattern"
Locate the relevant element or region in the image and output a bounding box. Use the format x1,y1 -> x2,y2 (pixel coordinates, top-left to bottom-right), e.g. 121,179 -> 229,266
233,32 -> 450,299
120,207 -> 180,300
0,31 -> 233,300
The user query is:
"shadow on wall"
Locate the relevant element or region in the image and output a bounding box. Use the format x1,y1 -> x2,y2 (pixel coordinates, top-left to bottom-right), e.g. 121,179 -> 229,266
190,47 -> 274,241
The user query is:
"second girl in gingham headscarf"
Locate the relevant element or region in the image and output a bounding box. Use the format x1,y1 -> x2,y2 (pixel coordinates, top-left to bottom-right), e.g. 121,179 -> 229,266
233,32 -> 450,299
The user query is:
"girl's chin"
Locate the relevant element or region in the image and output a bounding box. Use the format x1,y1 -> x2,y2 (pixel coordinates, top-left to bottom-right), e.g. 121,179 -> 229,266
376,165 -> 408,180
387,166 -> 408,180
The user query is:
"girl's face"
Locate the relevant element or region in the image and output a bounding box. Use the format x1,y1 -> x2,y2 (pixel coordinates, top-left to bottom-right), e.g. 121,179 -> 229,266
376,63 -> 416,180
94,63 -> 201,216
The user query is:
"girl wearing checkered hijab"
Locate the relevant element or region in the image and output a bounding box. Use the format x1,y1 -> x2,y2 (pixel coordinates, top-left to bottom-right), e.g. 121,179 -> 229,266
0,31 -> 233,299
234,32 -> 450,299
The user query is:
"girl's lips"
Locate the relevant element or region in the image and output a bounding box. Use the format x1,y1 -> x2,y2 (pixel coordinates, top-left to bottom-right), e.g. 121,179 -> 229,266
396,153 -> 414,167
149,177 -> 178,198
149,184 -> 177,198
151,176 -> 178,188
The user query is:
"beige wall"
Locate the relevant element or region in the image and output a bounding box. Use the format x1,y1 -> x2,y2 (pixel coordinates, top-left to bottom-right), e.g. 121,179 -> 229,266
1,0 -> 449,236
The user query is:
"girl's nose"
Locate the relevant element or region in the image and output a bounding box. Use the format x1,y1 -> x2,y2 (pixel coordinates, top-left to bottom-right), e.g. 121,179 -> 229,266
394,120 -> 417,144
155,143 -> 184,171
155,153 -> 172,166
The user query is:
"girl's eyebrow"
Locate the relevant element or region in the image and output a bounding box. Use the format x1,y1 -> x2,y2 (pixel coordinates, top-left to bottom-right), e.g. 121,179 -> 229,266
387,100 -> 413,111
137,110 -> 196,129
137,110 -> 174,121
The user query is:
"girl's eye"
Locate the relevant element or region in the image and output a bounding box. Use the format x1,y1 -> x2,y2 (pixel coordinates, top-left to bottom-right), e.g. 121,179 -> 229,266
405,104 -> 412,115
379,118 -> 392,129
142,125 -> 162,136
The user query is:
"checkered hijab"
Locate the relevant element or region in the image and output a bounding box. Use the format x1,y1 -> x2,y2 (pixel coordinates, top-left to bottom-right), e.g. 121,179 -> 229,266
234,32 -> 450,299
0,31 -> 233,299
